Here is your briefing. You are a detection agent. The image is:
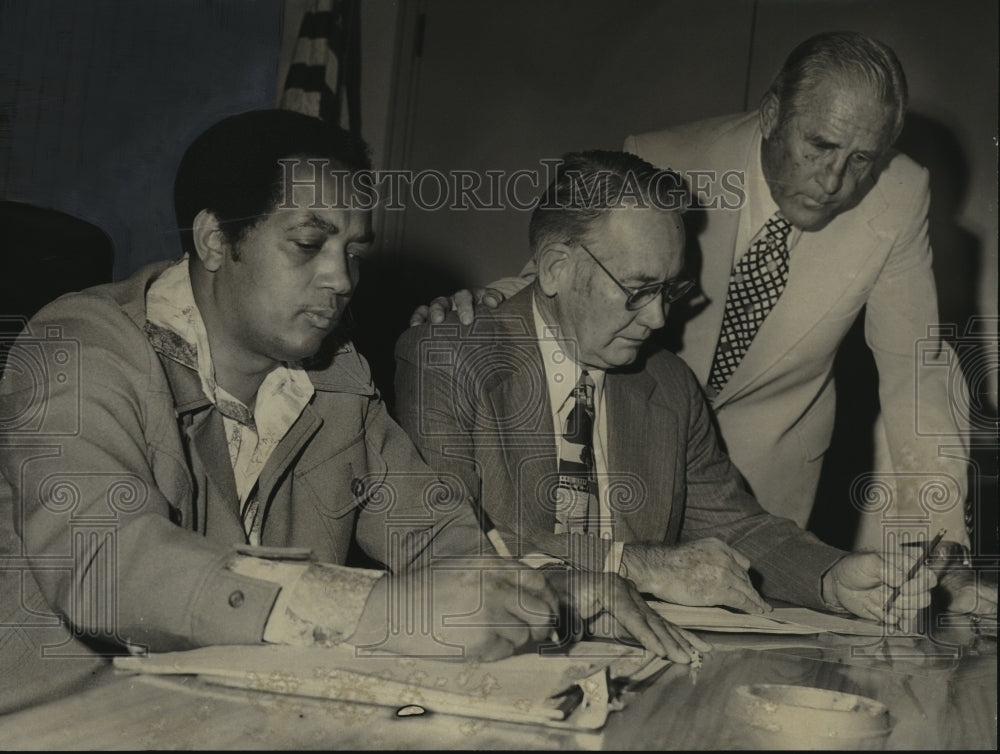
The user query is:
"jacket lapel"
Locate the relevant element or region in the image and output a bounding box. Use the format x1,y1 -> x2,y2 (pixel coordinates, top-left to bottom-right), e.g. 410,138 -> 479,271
490,376 -> 559,538
186,407 -> 244,539
714,175 -> 891,408
483,292 -> 560,537
156,355 -> 243,540
605,366 -> 682,543
670,114 -> 758,384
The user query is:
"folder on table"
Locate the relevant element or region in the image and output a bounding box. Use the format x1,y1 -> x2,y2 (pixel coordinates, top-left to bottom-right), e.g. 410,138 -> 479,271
115,641 -> 655,730
649,602 -> 887,636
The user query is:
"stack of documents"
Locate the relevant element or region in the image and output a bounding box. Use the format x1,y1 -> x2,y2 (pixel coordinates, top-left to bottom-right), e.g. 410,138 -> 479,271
115,642 -> 653,730
114,606 -> 884,730
649,603 -> 887,636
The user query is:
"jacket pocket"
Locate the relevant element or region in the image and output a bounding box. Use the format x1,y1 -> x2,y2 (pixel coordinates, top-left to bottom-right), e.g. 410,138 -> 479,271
295,431 -> 388,519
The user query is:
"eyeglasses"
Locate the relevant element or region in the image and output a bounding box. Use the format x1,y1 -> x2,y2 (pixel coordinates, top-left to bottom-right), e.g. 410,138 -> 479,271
578,244 -> 695,311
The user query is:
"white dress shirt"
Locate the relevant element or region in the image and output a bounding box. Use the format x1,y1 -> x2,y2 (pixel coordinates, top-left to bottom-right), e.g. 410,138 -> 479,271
532,295 -> 625,573
734,136 -> 801,261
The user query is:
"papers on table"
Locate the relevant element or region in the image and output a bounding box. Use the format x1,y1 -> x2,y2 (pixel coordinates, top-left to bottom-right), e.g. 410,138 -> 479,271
649,602 -> 887,637
112,605 -> 886,732
115,641 -> 654,730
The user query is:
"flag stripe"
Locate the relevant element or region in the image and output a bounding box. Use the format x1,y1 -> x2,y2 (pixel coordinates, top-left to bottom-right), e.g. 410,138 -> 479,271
279,0 -> 361,136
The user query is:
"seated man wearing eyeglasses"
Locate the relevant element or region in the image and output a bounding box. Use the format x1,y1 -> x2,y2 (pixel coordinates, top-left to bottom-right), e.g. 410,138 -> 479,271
395,150 -> 935,625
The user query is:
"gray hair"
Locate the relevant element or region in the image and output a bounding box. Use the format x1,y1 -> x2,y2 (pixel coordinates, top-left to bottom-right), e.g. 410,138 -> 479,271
528,150 -> 687,256
765,31 -> 908,140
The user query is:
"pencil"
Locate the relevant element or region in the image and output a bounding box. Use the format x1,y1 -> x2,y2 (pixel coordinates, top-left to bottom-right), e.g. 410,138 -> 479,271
883,527 -> 946,613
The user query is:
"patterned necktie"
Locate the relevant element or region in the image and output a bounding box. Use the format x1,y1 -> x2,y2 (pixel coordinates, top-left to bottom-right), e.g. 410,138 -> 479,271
708,213 -> 793,393
555,371 -> 599,534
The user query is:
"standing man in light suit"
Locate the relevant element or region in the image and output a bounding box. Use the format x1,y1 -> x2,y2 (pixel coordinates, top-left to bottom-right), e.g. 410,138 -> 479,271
413,32 -> 992,614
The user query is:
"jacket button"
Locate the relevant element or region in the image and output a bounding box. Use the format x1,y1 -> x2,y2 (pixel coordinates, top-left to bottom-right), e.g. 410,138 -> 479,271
228,590 -> 245,608
350,478 -> 365,497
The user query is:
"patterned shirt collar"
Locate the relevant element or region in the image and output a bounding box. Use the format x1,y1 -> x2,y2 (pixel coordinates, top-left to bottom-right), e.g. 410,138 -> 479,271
144,256 -> 315,425
144,257 -> 316,539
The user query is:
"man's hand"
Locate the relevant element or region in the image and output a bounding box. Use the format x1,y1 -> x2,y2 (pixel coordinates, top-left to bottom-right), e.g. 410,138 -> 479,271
935,568 -> 998,617
822,551 -> 937,629
546,568 -> 712,663
350,560 -> 558,661
621,539 -> 771,614
408,287 -> 505,327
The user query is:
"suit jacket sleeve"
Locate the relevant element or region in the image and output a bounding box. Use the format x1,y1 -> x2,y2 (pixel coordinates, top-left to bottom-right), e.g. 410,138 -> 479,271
863,165 -> 970,545
487,264 -> 536,300
673,364 -> 846,609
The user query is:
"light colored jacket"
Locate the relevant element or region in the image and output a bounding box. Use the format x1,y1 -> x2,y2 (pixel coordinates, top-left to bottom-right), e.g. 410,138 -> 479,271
624,112 -> 968,539
0,262 -> 482,652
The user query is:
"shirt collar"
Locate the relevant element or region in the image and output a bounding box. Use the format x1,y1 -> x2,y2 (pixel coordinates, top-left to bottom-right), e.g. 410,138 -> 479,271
531,293 -> 605,412
736,134 -> 799,254
144,256 -> 314,423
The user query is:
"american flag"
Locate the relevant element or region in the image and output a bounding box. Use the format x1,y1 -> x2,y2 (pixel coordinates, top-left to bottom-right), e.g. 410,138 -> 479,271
280,0 -> 361,136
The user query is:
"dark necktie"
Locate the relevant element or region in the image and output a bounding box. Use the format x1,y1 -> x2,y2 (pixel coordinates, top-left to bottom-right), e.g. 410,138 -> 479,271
555,371 -> 598,534
708,213 -> 793,393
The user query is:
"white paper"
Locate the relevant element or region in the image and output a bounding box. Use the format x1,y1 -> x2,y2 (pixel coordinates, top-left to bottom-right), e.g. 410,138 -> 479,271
649,602 -> 886,636
114,642 -> 651,730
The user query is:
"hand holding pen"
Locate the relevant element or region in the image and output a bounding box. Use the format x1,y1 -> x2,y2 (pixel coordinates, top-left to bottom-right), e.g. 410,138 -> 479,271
470,493 -> 710,662
821,531 -> 943,628
885,528 -> 947,613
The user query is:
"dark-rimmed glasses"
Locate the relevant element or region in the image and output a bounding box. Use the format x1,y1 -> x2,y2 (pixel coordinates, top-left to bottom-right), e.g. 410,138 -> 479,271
578,244 -> 695,311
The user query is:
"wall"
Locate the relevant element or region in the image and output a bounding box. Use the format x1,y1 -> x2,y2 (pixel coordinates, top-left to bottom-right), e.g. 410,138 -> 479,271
0,0 -> 285,279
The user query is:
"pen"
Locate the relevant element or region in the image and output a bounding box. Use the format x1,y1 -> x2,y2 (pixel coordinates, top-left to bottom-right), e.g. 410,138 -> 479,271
883,528 -> 946,613
471,481 -> 566,643
472,478 -> 512,557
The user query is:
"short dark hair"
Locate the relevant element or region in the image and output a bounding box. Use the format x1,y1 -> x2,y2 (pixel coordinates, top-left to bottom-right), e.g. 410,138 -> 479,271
173,109 -> 372,255
528,150 -> 687,255
766,31 -> 908,140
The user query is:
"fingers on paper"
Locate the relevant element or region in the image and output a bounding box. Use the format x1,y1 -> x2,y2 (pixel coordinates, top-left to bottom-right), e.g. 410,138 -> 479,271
723,577 -> 771,615
473,635 -> 518,662
517,567 -> 562,616
509,590 -> 559,643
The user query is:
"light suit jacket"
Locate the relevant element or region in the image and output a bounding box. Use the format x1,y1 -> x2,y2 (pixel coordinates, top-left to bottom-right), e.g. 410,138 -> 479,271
395,289 -> 846,610
623,113 -> 968,534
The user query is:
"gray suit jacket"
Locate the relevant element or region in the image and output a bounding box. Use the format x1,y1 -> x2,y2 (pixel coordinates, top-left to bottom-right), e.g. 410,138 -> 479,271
395,288 -> 846,610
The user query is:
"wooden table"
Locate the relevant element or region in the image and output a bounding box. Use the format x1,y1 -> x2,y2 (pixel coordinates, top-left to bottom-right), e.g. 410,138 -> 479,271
0,625 -> 995,750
